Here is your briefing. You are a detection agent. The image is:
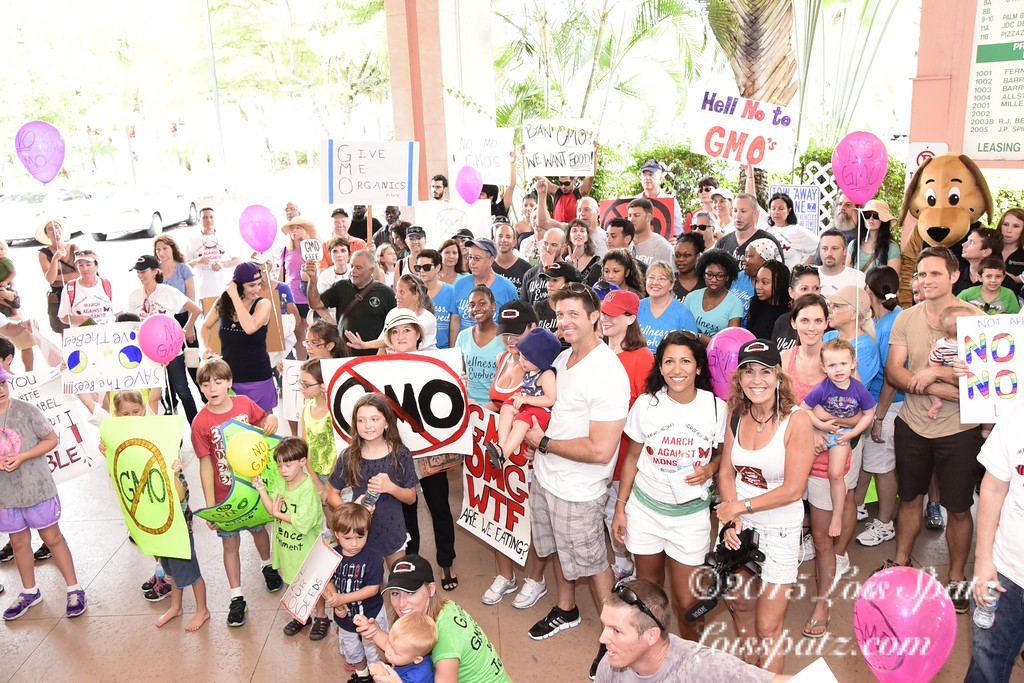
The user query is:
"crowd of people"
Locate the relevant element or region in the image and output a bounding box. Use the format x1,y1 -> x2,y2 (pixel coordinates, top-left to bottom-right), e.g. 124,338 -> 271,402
1,163 -> 1023,683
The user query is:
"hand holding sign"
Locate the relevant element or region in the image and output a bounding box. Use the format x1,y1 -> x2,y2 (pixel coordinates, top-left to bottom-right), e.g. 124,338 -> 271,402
227,429 -> 270,478
300,239 -> 323,264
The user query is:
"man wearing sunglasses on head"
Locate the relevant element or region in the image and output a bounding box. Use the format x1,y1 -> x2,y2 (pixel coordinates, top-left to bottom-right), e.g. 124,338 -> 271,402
594,579 -> 789,682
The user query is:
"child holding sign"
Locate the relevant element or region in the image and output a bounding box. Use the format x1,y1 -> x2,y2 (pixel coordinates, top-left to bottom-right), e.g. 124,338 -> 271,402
252,437 -> 325,638
298,359 -> 335,482
191,358 -> 281,627
155,459 -> 210,631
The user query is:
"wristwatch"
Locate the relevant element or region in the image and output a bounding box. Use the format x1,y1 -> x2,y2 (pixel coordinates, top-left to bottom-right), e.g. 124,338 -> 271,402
538,436 -> 551,454
744,499 -> 753,514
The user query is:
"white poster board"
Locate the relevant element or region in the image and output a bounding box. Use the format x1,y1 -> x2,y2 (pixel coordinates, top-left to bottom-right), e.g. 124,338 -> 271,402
281,536 -> 342,624
281,359 -> 305,423
321,140 -> 419,206
521,119 -> 597,176
687,87 -> 798,171
61,322 -> 164,395
413,200 -> 492,246
448,128 -> 515,185
300,239 -> 323,263
958,313 -> 1023,423
768,184 -> 822,234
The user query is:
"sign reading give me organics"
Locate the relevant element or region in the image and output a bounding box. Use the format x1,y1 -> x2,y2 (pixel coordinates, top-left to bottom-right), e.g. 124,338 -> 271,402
321,140 -> 420,206
687,89 -> 798,171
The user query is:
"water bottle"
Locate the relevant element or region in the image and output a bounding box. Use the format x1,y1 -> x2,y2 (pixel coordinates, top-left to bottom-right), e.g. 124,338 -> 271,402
973,581 -> 1000,629
361,490 -> 381,511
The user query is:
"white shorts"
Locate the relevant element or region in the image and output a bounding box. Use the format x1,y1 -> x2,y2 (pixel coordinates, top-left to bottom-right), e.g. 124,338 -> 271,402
743,521 -> 801,585
623,496 -> 711,566
861,402 -> 901,474
337,604 -> 388,665
806,439 -> 863,510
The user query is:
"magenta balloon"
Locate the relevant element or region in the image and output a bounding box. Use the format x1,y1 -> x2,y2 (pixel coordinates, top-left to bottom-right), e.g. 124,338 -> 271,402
455,165 -> 484,205
706,328 -> 756,400
239,204 -> 278,252
14,121 -> 65,184
832,132 -> 889,205
854,567 -> 957,683
138,314 -> 185,366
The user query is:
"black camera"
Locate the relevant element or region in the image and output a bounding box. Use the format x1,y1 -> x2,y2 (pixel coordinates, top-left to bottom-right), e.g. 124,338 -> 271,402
685,522 -> 766,622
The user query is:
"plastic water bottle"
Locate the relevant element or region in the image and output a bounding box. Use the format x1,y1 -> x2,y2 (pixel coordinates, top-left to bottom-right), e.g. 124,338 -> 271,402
973,581 -> 1000,629
361,490 -> 381,511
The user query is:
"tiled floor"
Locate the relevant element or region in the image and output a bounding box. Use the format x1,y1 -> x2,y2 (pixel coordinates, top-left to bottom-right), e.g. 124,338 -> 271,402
1,431 -> 1021,682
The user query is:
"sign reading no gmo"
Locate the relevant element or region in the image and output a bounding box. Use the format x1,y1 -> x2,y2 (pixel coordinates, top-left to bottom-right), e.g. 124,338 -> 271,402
326,353 -> 469,457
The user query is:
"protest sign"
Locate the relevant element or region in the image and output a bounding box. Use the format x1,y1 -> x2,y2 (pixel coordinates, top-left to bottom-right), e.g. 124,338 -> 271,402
322,350 -> 471,459
321,140 -> 419,206
688,88 -> 798,171
281,536 -> 342,624
11,369 -> 99,485
100,416 -> 192,559
281,359 -> 305,422
448,128 -> 515,185
768,184 -> 822,234
414,200 -> 491,246
194,420 -> 283,532
599,198 -> 676,240
457,405 -> 530,565
301,239 -> 323,263
62,322 -> 164,395
958,313 -> 1023,423
521,119 -> 597,176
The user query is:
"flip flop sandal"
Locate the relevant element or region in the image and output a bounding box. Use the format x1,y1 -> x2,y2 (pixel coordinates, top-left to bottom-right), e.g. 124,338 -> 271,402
309,616 -> 331,641
441,566 -> 459,592
802,617 -> 829,639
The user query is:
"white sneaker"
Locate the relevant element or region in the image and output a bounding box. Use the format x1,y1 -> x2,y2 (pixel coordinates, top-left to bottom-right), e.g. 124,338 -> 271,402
856,519 -> 895,547
512,578 -> 548,610
798,533 -> 815,563
835,553 -> 851,578
857,505 -> 868,522
481,575 -> 518,605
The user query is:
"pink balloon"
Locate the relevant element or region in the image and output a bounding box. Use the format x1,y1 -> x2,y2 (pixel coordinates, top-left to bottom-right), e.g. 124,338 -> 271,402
138,314 -> 185,366
706,328 -> 755,400
832,131 -> 889,205
854,567 -> 957,683
15,121 -> 65,184
455,166 -> 484,204
239,204 -> 278,253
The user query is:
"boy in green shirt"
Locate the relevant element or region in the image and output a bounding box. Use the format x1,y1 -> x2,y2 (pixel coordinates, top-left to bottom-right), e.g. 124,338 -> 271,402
958,257 -> 1021,315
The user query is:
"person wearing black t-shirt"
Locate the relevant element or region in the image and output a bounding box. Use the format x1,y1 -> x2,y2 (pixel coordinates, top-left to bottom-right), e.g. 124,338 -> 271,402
304,251 -> 396,356
492,223 -> 531,293
349,205 -> 383,243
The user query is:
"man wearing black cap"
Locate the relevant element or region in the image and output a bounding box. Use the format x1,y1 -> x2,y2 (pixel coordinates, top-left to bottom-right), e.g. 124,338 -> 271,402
636,159 -> 682,237
305,251 -> 396,356
452,227 -> 475,265
492,222 -> 531,291
452,238 -> 518,333
328,208 -> 368,254
534,261 -> 579,341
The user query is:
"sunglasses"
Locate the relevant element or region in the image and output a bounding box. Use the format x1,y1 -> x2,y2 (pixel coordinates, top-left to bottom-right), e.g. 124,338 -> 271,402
692,224 -> 711,231
698,185 -> 715,192
413,263 -> 436,273
613,584 -> 665,631
863,211 -> 880,220
558,180 -> 573,187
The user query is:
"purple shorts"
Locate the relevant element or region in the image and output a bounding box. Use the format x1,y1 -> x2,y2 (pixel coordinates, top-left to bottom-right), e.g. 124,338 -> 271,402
232,378 -> 279,413
0,495 -> 62,534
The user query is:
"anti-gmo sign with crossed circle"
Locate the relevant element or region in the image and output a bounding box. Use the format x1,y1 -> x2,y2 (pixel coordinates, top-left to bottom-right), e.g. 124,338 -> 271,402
322,350 -> 472,458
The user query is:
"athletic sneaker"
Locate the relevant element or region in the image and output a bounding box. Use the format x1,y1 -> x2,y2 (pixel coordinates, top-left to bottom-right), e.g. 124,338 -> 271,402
797,533 -> 815,563
589,643 -> 607,680
262,565 -> 283,593
0,542 -> 13,563
227,596 -> 248,627
857,519 -> 896,547
874,557 -> 918,575
512,578 -> 548,610
141,574 -> 160,592
833,553 -> 851,588
143,577 -> 172,602
857,505 -> 868,522
528,605 -> 581,640
3,590 -> 42,621
481,575 -> 518,605
65,589 -> 87,618
948,580 -> 970,614
33,544 -> 52,562
925,502 -> 945,531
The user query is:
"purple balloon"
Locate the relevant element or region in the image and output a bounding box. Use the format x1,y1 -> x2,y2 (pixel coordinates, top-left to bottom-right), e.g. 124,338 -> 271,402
455,165 -> 484,205
239,205 -> 278,253
15,121 -> 65,184
706,328 -> 756,400
832,131 -> 889,205
854,567 -> 957,683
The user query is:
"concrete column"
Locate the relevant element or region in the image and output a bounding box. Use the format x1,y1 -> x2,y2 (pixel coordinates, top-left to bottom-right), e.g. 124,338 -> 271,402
385,0 -> 496,203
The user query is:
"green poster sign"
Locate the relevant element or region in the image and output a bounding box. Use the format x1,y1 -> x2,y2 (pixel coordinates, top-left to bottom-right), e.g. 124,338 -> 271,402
101,415 -> 192,560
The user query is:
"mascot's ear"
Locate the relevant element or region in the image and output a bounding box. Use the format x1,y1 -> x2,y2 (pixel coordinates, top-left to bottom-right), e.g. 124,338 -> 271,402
899,156 -> 932,226
958,154 -> 995,225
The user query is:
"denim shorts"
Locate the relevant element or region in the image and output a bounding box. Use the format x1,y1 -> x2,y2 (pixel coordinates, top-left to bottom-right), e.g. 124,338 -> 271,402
160,531 -> 203,589
0,495 -> 62,534
216,524 -> 269,540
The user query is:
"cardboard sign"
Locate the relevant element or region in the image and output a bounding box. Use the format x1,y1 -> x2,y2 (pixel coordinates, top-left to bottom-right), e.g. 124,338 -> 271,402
61,322 -> 164,395
688,88 -> 798,171
457,406 -> 531,564
521,119 -> 597,176
768,184 -> 822,234
11,369 -> 99,485
322,350 -> 471,459
281,536 -> 343,624
301,239 -> 323,263
599,198 -> 676,240
958,314 -> 1023,423
100,416 -> 192,559
321,140 -> 419,206
448,128 -> 515,185
281,359 -> 306,422
413,200 -> 492,247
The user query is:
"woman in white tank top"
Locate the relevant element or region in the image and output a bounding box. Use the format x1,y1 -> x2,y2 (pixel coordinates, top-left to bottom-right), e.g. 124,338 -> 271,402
714,339 -> 814,674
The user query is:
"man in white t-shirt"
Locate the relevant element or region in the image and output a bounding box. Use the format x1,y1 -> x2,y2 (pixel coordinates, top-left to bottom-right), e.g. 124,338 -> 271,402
57,250 -> 116,326
186,207 -> 241,301
524,283 -> 629,671
816,228 -> 865,295
968,402 -> 1024,681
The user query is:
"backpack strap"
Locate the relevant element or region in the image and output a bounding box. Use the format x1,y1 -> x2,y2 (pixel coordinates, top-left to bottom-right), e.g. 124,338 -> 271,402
66,279 -> 78,307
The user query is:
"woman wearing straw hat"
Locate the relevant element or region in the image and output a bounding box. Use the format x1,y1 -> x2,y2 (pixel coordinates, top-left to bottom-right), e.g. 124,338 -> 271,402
846,199 -> 901,274
279,219 -> 318,360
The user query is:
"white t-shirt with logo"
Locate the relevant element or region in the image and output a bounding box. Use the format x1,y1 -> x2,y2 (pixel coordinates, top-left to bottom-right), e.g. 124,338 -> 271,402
818,267 -> 865,296
56,280 -> 115,325
188,233 -> 234,299
978,404 -> 1024,589
534,343 -> 629,502
317,266 -> 350,294
128,284 -> 189,319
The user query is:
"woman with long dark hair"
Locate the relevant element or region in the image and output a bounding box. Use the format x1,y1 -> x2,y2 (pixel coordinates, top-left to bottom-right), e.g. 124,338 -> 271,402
997,208 -> 1024,294
847,199 -> 901,273
601,249 -> 645,296
153,234 -> 200,413
766,192 -> 819,269
682,248 -> 744,343
746,261 -> 792,340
